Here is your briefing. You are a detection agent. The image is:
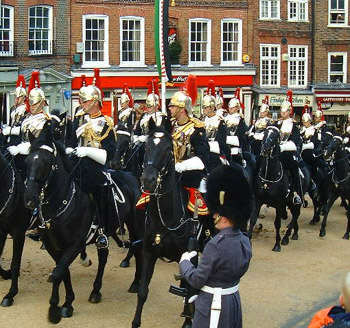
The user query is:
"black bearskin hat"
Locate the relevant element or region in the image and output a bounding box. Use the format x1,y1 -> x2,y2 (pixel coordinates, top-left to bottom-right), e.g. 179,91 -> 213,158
206,164 -> 253,228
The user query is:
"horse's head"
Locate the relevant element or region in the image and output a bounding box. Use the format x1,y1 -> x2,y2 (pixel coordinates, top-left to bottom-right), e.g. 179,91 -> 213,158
324,135 -> 343,161
24,128 -> 56,210
260,126 -> 280,158
141,117 -> 173,193
111,124 -> 132,170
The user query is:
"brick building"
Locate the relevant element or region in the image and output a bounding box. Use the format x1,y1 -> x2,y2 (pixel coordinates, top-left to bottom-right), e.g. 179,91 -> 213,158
312,0 -> 350,131
248,0 -> 313,121
0,0 -> 72,119
70,0 -> 256,122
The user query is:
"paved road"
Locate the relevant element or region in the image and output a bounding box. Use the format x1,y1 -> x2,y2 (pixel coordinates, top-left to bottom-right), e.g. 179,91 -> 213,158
0,198 -> 349,327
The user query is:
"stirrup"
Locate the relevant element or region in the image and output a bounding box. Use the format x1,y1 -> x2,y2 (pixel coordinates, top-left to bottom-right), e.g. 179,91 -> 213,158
292,192 -> 302,205
95,229 -> 109,249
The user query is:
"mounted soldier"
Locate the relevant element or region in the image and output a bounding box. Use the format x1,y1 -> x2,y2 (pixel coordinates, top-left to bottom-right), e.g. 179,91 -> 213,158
248,96 -> 272,168
1,75 -> 28,147
66,69 -> 116,249
276,90 -> 303,205
314,100 -> 333,151
215,86 -> 227,118
118,83 -> 135,131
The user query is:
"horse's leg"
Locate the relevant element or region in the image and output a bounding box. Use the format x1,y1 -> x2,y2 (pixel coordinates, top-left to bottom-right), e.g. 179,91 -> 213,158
1,229 -> 26,307
272,207 -> 282,252
309,195 -> 321,225
128,241 -> 143,293
0,231 -> 11,280
247,199 -> 261,239
89,247 -> 108,303
132,250 -> 158,328
79,247 -> 92,267
290,205 -> 301,241
48,277 -> 62,324
344,210 -> 350,240
61,269 -> 75,318
320,192 -> 338,237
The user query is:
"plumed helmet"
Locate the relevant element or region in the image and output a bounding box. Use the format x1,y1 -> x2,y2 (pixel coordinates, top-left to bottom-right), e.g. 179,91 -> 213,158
302,112 -> 312,123
15,75 -> 27,98
215,94 -> 224,106
120,93 -> 130,105
28,71 -> 46,106
280,100 -> 292,113
146,93 -> 160,108
260,103 -> 269,113
202,94 -> 216,108
228,97 -> 240,109
206,164 -> 253,229
314,109 -> 323,119
169,90 -> 189,109
79,85 -> 102,106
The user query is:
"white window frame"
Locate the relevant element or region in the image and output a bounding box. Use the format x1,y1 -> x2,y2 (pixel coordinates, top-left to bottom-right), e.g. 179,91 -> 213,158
220,18 -> 242,67
188,18 -> 212,67
82,14 -> 109,68
288,45 -> 308,88
0,5 -> 14,57
328,52 -> 348,83
119,16 -> 145,67
260,44 -> 281,87
288,0 -> 308,22
328,0 -> 348,26
28,5 -> 53,56
259,0 -> 281,20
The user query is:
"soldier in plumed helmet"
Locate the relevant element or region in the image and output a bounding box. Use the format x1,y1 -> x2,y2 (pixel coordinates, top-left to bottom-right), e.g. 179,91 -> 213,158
314,101 -> 333,151
179,164 -> 252,328
118,83 -> 135,131
215,87 -> 227,118
1,75 -> 28,147
65,68 -> 116,249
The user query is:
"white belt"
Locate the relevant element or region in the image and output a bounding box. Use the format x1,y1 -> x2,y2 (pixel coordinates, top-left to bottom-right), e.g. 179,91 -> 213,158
230,147 -> 242,155
201,284 -> 239,328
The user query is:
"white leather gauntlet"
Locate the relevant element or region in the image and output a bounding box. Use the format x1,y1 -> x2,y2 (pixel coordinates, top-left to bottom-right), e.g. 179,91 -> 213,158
75,147 -> 107,165
175,156 -> 205,173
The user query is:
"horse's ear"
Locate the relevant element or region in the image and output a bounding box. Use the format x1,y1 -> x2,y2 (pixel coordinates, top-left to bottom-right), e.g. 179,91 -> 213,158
163,116 -> 172,134
148,117 -> 156,133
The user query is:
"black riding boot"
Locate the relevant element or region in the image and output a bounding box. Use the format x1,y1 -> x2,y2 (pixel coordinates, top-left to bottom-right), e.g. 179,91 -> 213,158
90,192 -> 109,249
290,167 -> 303,205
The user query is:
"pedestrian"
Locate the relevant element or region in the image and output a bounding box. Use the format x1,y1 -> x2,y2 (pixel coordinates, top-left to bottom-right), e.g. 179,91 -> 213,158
179,164 -> 253,328
308,272 -> 350,328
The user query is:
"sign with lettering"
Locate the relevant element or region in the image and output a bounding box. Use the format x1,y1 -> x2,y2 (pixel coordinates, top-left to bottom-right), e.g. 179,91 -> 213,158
317,97 -> 350,103
258,94 -> 313,106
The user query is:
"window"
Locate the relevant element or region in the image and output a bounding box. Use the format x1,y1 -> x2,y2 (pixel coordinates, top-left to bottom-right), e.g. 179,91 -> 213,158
0,5 -> 14,56
328,52 -> 347,83
83,15 -> 109,67
260,0 -> 280,20
221,19 -> 242,66
329,0 -> 348,25
120,16 -> 145,66
288,46 -> 308,88
28,6 -> 53,55
288,0 -> 308,21
189,18 -> 211,66
260,44 -> 280,87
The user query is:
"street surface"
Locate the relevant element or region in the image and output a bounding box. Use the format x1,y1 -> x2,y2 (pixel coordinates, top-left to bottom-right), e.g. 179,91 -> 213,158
0,198 -> 348,328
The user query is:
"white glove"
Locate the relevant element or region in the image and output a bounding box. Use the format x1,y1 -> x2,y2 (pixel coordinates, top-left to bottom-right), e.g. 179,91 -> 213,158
343,137 -> 349,144
10,126 -> 20,136
180,251 -> 197,263
65,147 -> 74,155
226,135 -> 240,146
302,142 -> 314,151
188,295 -> 198,303
7,145 -> 19,156
137,135 -> 148,143
209,141 -> 220,154
75,147 -> 107,165
175,157 -> 205,173
8,142 -> 31,156
2,126 -> 11,136
280,141 -> 297,152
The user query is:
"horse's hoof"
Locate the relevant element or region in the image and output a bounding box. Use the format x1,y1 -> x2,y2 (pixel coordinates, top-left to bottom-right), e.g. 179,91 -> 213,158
319,230 -> 326,238
89,292 -> 102,303
281,237 -> 289,246
292,233 -> 298,240
120,260 -> 130,268
343,233 -> 349,240
0,270 -> 11,280
61,305 -> 74,318
182,323 -> 192,328
272,245 -> 281,252
128,282 -> 139,293
1,297 -> 14,307
48,305 -> 61,324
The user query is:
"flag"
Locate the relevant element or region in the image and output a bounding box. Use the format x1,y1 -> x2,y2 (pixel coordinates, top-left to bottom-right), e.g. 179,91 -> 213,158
154,0 -> 172,82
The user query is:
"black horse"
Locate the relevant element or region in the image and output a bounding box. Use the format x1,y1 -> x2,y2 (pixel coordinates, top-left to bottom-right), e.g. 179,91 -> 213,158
0,151 -> 31,306
24,132 -> 143,324
250,126 -> 311,251
321,135 -> 350,239
131,119 -> 214,328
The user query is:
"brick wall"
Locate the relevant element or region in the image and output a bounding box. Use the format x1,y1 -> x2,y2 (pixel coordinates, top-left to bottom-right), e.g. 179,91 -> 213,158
2,0 -> 71,73
71,0 -> 249,67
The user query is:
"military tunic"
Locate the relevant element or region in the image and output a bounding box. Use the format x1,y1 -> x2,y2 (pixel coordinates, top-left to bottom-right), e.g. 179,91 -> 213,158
248,116 -> 271,159
5,104 -> 27,146
118,107 -> 135,131
180,227 -> 252,328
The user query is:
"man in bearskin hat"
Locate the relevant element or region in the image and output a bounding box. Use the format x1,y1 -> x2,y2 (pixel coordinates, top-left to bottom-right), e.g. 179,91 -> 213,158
66,72 -> 116,249
179,164 -> 252,328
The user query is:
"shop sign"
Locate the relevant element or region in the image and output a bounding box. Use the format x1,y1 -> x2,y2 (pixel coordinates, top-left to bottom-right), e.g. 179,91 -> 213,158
258,94 -> 312,106
317,97 -> 350,103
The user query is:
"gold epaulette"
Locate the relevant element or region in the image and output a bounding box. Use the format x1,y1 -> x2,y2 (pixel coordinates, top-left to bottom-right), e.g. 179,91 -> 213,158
190,117 -> 205,128
104,115 -> 116,138
172,121 -> 195,140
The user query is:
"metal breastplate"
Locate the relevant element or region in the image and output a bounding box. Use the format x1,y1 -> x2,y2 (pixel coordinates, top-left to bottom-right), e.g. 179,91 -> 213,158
172,122 -> 195,162
204,115 -> 220,141
280,119 -> 293,142
140,112 -> 163,135
11,104 -> 26,126
21,113 -> 49,141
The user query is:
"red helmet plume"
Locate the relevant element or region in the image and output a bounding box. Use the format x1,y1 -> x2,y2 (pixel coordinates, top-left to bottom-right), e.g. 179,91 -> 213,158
206,80 -> 215,96
28,71 -> 40,95
317,99 -> 325,121
93,68 -> 104,98
183,74 -> 197,106
123,83 -> 134,107
234,87 -> 245,113
81,75 -> 87,88
262,95 -> 269,105
16,75 -> 26,89
286,89 -> 294,117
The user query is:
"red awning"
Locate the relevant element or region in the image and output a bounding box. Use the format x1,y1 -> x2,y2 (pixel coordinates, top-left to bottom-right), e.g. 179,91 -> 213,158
72,74 -> 253,90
